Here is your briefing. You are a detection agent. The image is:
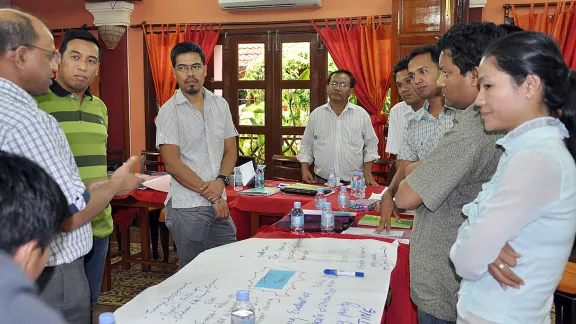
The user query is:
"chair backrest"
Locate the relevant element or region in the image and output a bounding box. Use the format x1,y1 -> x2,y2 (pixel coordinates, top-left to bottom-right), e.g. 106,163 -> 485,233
372,158 -> 396,186
140,151 -> 165,175
271,154 -> 310,182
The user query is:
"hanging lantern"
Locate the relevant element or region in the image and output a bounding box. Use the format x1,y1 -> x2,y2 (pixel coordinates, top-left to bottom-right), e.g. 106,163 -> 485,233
98,25 -> 126,50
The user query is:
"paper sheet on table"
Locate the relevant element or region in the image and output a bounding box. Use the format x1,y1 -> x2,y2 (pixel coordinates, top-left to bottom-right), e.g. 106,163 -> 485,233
343,227 -> 404,239
114,238 -> 398,324
239,161 -> 257,186
141,174 -> 171,193
368,188 -> 388,201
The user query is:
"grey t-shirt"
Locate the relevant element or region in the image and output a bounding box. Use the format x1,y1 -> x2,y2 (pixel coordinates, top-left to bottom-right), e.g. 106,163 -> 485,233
406,105 -> 503,321
0,251 -> 68,324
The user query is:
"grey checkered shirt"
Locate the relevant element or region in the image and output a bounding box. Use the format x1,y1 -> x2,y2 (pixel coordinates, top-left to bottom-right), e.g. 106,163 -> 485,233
398,101 -> 461,161
156,88 -> 238,208
0,78 -> 91,266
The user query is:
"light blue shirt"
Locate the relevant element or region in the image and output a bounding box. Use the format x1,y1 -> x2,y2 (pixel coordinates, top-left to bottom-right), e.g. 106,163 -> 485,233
450,117 -> 576,323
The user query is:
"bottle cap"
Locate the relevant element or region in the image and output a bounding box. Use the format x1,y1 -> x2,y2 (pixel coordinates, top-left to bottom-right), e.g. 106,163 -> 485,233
325,202 -> 331,208
236,290 -> 250,301
98,312 -> 115,324
340,186 -> 347,191
234,167 -> 240,171
317,188 -> 324,193
257,164 -> 264,169
329,167 -> 335,171
294,202 -> 301,208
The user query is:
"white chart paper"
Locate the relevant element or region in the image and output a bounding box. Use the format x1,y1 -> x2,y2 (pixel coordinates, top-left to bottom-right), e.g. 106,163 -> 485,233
114,238 -> 398,324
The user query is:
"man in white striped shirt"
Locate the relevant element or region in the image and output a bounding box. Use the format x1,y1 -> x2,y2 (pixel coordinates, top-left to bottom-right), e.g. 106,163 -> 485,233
298,69 -> 379,184
0,9 -> 143,324
386,56 -> 426,158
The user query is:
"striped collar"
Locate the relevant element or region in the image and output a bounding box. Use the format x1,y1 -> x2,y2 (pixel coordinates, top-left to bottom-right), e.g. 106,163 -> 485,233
50,81 -> 93,100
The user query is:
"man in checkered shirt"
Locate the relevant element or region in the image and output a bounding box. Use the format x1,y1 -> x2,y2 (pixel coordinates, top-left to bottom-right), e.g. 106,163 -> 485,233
0,9 -> 143,324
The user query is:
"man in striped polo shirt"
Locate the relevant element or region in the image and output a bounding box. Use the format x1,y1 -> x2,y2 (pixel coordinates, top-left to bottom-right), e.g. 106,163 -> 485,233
36,29 -> 109,316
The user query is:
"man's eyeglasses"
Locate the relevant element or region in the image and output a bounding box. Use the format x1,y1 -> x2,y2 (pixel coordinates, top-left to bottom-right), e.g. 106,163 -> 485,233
175,64 -> 204,73
329,81 -> 350,89
10,44 -> 61,62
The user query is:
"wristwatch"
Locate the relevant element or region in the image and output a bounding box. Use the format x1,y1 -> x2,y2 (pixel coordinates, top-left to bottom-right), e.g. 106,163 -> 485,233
217,175 -> 230,186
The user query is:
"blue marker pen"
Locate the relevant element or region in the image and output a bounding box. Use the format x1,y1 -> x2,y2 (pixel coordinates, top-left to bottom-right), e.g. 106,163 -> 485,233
324,269 -> 365,277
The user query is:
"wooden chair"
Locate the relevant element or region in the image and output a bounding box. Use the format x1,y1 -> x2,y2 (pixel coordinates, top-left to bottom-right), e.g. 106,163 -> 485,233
372,158 -> 396,186
139,151 -> 169,263
140,151 -> 164,174
271,155 -> 307,181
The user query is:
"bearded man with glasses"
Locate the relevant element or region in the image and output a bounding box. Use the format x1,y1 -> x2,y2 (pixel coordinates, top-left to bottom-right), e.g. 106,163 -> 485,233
156,42 -> 238,269
298,69 -> 379,185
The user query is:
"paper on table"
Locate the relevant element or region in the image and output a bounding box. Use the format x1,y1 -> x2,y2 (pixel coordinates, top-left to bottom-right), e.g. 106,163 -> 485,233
239,161 -> 256,186
141,174 -> 171,193
342,227 -> 404,238
114,238 -> 398,324
368,188 -> 388,201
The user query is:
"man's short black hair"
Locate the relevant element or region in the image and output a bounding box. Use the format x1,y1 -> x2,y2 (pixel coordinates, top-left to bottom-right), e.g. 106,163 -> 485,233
0,151 -> 70,255
0,10 -> 39,56
59,29 -> 102,61
436,22 -> 505,75
393,56 -> 409,80
170,41 -> 206,67
327,69 -> 356,88
499,23 -> 524,35
406,44 -> 440,65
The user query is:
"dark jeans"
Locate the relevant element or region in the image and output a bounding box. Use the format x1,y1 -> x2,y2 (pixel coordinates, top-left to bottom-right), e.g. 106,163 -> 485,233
84,236 -> 109,308
418,310 -> 456,324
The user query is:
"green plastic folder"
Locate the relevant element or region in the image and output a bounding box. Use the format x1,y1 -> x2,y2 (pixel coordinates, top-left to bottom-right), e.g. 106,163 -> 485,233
358,215 -> 413,228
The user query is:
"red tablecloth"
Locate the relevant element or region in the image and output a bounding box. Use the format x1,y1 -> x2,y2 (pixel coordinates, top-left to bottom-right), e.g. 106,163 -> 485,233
112,181 -> 315,241
254,225 -> 417,324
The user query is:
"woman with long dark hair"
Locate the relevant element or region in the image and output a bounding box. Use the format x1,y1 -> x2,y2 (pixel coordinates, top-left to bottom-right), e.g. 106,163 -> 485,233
450,31 -> 576,323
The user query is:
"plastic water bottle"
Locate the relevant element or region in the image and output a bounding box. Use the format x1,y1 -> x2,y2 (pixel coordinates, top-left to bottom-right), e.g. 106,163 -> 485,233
350,171 -> 359,198
231,290 -> 255,324
98,312 -> 115,324
315,188 -> 326,210
357,173 -> 366,199
321,202 -> 335,234
255,164 -> 265,189
290,202 -> 305,235
234,167 -> 243,191
327,168 -> 337,191
338,186 -> 350,211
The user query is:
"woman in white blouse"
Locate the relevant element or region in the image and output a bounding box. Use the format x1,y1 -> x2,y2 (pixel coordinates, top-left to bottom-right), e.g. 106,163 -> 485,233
450,31 -> 576,323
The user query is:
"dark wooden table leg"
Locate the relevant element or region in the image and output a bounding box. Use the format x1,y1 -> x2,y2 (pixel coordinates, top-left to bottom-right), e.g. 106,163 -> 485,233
150,210 -> 159,260
140,207 -> 151,272
250,212 -> 260,237
160,223 -> 169,263
120,223 -> 131,270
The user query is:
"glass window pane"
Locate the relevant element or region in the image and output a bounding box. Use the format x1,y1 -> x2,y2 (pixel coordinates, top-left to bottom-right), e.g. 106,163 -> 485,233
282,42 -> 310,80
282,89 -> 310,127
238,134 -> 265,165
214,89 -> 223,97
281,134 -> 302,157
238,44 -> 265,80
328,53 -> 337,75
212,45 -> 223,82
238,89 -> 265,126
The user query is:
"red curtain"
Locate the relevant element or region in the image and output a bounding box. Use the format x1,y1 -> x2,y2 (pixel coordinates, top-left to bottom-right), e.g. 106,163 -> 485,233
312,17 -> 392,158
512,3 -> 576,69
183,23 -> 222,65
143,23 -> 221,108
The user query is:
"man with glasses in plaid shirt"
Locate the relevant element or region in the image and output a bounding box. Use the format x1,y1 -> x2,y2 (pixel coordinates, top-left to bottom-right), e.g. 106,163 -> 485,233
0,9 -> 143,324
